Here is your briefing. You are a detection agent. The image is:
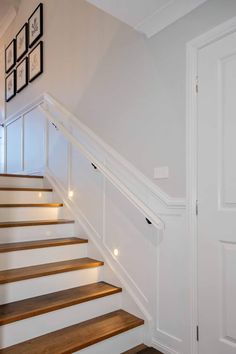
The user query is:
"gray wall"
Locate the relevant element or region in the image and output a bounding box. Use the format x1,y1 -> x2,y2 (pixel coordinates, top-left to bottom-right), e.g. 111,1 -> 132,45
1,0 -> 236,197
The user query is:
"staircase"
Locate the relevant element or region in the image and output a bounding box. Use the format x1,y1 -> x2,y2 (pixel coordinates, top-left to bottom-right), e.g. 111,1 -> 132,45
0,174 -> 145,353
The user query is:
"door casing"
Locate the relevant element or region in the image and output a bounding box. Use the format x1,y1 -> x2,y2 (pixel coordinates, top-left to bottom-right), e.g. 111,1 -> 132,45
186,15 -> 236,354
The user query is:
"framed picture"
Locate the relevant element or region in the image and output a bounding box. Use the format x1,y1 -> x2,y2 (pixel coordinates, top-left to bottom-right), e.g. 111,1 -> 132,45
29,41 -> 43,82
16,23 -> 28,62
16,57 -> 28,93
28,3 -> 43,48
5,70 -> 16,102
5,39 -> 16,73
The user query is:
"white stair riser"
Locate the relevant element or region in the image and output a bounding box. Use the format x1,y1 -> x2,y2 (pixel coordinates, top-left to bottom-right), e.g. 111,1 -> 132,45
0,223 -> 75,243
0,191 -> 53,204
0,177 -> 44,188
0,244 -> 87,270
0,207 -> 65,221
0,267 -> 103,304
0,294 -> 122,348
77,327 -> 144,354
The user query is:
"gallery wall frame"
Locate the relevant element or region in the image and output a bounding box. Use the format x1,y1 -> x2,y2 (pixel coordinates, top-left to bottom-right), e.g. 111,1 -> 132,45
16,23 -> 28,62
4,2 -> 44,102
5,39 -> 16,74
5,70 -> 16,102
28,3 -> 43,48
16,57 -> 28,93
28,41 -> 43,82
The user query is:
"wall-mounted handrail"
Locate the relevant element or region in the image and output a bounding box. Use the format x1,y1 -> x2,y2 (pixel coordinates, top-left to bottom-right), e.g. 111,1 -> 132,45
4,93 -> 186,230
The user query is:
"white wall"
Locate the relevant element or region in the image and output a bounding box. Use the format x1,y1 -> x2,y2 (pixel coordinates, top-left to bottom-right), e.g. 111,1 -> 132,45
2,0 -> 236,197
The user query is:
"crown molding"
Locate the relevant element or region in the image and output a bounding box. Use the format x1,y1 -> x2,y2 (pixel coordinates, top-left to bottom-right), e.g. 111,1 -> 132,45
136,0 -> 207,38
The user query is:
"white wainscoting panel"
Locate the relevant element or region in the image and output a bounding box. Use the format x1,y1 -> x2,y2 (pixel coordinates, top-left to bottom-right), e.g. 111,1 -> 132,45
24,108 -> 45,173
48,121 -> 69,189
70,145 -> 104,238
6,117 -> 22,173
104,180 -> 158,312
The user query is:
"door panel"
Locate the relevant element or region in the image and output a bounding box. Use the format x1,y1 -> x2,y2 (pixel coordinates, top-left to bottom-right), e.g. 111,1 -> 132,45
198,31 -> 236,354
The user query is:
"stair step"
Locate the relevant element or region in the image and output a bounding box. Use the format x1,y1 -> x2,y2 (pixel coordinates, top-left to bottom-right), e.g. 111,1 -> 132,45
0,237 -> 88,253
0,219 -> 74,228
0,174 -> 43,179
0,310 -> 144,354
0,187 -> 52,192
0,281 -> 121,325
0,204 -> 63,208
0,258 -> 104,284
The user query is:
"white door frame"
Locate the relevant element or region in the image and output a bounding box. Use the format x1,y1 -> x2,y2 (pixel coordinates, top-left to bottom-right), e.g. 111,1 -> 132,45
186,15 -> 236,354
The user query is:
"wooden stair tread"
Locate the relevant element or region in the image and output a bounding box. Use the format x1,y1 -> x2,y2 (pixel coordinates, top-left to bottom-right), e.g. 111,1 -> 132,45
0,281 -> 122,325
0,203 -> 63,208
0,257 -> 104,284
0,310 -> 144,354
0,174 -> 43,179
0,187 -> 52,192
0,219 -> 74,228
0,237 -> 88,253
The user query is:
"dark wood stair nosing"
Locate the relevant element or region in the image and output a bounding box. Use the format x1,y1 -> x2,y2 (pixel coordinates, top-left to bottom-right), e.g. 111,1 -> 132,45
0,237 -> 88,253
0,310 -> 144,354
0,203 -> 63,208
0,257 -> 104,284
0,219 -> 75,228
0,174 -> 43,179
0,187 -> 52,192
0,281 -> 122,326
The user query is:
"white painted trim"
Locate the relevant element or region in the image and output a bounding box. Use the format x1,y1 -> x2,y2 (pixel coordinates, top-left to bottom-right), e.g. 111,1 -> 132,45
4,95 -> 44,127
136,0 -> 207,38
4,93 -> 185,230
186,15 -> 236,354
43,94 -> 185,208
152,338 -> 180,354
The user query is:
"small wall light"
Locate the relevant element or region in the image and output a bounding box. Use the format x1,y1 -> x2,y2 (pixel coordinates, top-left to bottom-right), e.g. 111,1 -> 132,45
68,190 -> 74,198
38,192 -> 42,198
113,249 -> 119,257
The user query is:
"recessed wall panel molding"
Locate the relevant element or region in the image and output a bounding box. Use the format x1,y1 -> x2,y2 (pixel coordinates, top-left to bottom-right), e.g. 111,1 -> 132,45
48,121 -> 68,189
6,117 -> 22,173
220,54 -> 236,208
71,145 -> 104,238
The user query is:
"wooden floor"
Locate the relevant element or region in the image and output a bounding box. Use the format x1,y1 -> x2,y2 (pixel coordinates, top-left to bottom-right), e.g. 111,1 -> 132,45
123,344 -> 163,354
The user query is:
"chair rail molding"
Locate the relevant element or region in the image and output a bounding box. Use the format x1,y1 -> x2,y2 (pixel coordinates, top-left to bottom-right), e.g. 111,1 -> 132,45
42,93 -> 185,215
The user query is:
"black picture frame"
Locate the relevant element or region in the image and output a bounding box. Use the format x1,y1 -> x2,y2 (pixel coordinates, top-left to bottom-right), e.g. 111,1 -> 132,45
5,39 -> 16,74
28,3 -> 43,48
16,57 -> 28,93
16,23 -> 28,62
29,41 -> 43,82
5,70 -> 16,102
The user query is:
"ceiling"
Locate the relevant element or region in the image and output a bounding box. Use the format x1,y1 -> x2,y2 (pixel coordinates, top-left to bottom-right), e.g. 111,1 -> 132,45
0,0 -> 21,38
86,0 -> 207,37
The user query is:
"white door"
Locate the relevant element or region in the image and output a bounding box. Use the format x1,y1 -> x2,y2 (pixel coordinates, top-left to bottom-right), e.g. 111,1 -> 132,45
198,30 -> 236,354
